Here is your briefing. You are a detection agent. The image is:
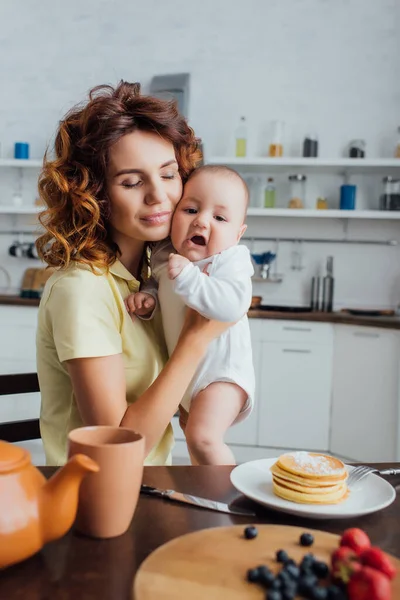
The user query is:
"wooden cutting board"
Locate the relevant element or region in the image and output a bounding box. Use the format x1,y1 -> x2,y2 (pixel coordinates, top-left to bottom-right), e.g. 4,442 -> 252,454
134,524 -> 400,599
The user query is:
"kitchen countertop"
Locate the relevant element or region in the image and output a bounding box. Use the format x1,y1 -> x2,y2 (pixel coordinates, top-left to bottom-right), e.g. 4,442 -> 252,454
1,294 -> 400,330
248,308 -> 400,330
0,294 -> 41,307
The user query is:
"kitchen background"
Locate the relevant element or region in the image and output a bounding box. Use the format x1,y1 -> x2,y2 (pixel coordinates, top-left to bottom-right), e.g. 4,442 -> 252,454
0,0 -> 400,308
1,0 -> 400,465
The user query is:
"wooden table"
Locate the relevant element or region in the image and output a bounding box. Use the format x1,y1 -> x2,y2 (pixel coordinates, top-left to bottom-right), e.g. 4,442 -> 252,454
1,464 -> 399,599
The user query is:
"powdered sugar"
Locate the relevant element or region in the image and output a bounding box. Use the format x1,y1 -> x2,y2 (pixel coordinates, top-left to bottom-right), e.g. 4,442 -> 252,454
286,452 -> 343,475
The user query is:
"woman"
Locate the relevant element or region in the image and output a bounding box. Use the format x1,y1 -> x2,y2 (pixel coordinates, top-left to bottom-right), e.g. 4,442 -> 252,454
36,81 -> 230,466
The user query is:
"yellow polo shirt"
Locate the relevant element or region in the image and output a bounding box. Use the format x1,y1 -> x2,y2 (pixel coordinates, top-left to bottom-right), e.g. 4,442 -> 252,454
36,260 -> 174,466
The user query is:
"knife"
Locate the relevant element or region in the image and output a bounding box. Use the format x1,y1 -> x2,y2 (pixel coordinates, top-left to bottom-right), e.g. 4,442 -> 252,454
140,484 -> 255,517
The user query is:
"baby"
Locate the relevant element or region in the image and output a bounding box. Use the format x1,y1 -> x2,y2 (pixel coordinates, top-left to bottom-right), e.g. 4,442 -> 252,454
125,165 -> 255,465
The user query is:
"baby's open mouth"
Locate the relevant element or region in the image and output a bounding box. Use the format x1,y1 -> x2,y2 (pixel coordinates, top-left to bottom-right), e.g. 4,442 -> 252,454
190,235 -> 206,246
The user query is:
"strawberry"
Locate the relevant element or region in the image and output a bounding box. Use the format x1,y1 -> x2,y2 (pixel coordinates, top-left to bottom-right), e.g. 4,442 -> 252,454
340,528 -> 371,556
347,566 -> 392,600
360,546 -> 397,580
331,546 -> 361,584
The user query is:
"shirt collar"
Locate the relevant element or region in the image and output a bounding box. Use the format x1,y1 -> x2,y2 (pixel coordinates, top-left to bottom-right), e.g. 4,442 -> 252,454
109,259 -> 137,281
109,259 -> 141,293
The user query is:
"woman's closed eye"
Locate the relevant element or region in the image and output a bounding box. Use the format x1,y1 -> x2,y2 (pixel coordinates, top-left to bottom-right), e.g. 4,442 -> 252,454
162,171 -> 178,180
121,178 -> 142,189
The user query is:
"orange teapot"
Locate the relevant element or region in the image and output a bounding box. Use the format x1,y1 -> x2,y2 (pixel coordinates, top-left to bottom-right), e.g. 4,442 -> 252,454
0,440 -> 99,569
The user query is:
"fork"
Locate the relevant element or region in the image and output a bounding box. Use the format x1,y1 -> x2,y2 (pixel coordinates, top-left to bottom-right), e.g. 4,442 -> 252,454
347,466 -> 400,487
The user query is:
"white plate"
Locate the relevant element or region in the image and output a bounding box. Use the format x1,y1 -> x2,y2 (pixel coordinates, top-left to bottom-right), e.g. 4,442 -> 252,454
230,458 -> 396,520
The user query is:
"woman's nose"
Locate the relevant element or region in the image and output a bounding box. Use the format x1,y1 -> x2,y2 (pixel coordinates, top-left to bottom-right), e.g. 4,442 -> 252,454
145,180 -> 167,205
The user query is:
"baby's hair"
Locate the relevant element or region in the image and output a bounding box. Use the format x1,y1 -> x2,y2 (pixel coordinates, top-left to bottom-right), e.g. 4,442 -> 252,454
186,164 -> 249,211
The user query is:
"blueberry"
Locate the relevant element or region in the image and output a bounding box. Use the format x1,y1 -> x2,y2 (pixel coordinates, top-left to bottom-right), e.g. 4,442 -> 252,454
247,567 -> 260,582
300,532 -> 315,547
283,558 -> 297,568
267,591 -> 282,600
304,552 -> 316,562
312,561 -> 330,579
270,577 -> 282,590
284,563 -> 300,580
326,585 -> 347,600
300,553 -> 316,572
276,549 -> 289,563
298,574 -> 318,595
278,571 -> 291,585
281,588 -> 296,600
310,587 -> 328,600
281,579 -> 297,594
258,565 -> 275,587
244,525 -> 258,539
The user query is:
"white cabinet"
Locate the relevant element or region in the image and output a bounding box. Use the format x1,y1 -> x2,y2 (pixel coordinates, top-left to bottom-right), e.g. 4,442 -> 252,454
0,306 -> 39,422
330,325 -> 400,462
257,322 -> 333,451
0,305 -> 45,465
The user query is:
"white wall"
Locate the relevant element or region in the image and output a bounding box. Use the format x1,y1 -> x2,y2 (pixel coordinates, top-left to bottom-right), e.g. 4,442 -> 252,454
0,0 -> 399,307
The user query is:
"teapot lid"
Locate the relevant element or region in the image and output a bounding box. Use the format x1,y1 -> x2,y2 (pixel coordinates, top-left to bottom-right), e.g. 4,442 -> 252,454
0,440 -> 30,474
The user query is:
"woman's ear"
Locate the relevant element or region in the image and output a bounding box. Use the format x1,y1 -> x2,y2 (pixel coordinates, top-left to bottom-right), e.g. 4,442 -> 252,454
237,223 -> 247,241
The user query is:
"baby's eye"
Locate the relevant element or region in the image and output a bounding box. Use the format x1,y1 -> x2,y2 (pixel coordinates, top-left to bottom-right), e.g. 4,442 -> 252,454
184,208 -> 197,214
214,215 -> 226,222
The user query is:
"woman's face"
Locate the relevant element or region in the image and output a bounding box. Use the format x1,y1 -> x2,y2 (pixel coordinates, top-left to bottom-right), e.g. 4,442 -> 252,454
106,130 -> 183,244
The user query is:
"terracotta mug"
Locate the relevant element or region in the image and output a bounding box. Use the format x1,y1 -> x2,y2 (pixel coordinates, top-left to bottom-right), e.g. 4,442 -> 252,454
68,426 -> 144,539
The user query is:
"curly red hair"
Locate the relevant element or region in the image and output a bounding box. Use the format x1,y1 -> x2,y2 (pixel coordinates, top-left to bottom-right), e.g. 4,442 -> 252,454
36,81 -> 202,270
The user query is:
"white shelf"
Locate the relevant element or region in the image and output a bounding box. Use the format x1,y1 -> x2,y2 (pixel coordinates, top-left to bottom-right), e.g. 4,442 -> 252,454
0,206 -> 41,214
0,159 -> 42,168
247,208 -> 400,219
207,157 -> 400,175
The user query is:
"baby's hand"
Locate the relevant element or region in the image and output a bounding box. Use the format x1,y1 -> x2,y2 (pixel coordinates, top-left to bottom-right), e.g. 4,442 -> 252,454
168,253 -> 190,280
125,292 -> 156,318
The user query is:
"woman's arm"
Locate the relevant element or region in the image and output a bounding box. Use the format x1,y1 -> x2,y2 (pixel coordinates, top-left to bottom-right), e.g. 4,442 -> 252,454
67,309 -> 230,456
172,246 -> 253,322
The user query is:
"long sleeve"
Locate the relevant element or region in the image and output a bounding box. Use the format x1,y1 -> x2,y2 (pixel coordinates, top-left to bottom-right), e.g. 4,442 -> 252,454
140,275 -> 159,299
172,245 -> 254,322
137,278 -> 159,321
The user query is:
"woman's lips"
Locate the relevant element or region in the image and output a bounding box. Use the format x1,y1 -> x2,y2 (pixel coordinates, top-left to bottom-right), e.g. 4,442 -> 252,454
140,211 -> 172,226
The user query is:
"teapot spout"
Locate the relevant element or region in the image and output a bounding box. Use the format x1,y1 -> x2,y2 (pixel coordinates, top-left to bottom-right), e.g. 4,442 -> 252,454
40,454 -> 99,544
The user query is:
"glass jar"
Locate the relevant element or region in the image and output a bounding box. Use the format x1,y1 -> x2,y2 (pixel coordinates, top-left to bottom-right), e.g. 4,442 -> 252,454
269,120 -> 284,157
303,134 -> 319,158
235,116 -> 247,157
248,175 -> 264,208
288,174 -> 306,209
264,177 -> 276,208
395,126 -> 400,158
380,176 -> 400,211
348,139 -> 366,158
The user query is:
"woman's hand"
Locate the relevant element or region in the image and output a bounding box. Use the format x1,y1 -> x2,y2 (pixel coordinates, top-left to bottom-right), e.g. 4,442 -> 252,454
178,307 -> 234,349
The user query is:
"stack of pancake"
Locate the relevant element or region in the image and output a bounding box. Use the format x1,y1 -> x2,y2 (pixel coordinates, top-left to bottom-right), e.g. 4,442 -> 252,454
270,452 -> 348,504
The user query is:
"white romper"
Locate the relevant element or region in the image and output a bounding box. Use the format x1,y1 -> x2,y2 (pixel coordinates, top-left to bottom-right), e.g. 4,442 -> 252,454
146,239 -> 255,423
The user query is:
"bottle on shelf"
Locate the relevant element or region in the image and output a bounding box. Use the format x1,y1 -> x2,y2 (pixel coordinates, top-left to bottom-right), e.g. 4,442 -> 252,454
316,196 -> 328,210
348,139 -> 366,158
322,256 -> 335,313
303,134 -> 319,158
264,177 -> 276,208
269,120 -> 284,157
395,126 -> 400,159
288,174 -> 307,209
235,116 -> 247,157
310,275 -> 322,311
